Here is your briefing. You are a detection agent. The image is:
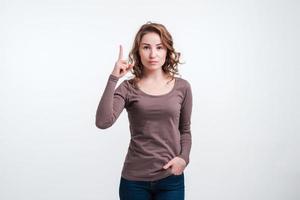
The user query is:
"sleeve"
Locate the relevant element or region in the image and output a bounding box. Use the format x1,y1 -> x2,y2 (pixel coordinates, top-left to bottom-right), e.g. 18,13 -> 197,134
178,81 -> 193,165
95,74 -> 128,129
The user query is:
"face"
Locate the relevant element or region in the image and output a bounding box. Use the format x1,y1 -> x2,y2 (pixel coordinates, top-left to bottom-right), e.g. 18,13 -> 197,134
138,32 -> 167,73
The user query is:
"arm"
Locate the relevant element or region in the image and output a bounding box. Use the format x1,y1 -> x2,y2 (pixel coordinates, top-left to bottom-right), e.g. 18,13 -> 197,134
95,74 -> 127,129
178,82 -> 193,165
163,82 -> 193,174
95,45 -> 134,129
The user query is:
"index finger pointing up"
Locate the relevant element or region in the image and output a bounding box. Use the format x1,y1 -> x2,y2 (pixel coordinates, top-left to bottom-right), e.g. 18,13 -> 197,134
118,45 -> 123,60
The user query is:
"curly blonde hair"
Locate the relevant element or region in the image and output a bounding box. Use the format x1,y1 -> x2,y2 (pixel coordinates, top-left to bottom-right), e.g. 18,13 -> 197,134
128,22 -> 183,86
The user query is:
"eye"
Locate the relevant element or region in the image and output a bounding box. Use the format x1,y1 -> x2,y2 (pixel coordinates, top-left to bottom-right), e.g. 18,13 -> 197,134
143,46 -> 149,49
157,46 -> 163,49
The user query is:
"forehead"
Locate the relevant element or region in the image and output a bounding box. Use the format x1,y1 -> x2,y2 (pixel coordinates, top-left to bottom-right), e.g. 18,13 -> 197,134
140,32 -> 162,45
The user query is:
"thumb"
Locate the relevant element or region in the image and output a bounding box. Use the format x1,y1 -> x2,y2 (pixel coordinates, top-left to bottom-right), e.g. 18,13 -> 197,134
128,60 -> 135,68
163,161 -> 173,169
128,63 -> 134,69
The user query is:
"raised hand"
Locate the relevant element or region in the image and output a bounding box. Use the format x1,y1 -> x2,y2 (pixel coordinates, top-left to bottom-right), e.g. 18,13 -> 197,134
111,45 -> 134,78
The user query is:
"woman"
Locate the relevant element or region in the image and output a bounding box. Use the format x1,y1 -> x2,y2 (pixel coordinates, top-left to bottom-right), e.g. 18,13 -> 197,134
95,22 -> 193,200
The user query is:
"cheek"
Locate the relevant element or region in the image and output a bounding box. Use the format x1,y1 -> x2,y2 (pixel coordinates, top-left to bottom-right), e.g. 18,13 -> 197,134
140,54 -> 147,62
139,51 -> 147,59
160,53 -> 167,61
161,50 -> 167,58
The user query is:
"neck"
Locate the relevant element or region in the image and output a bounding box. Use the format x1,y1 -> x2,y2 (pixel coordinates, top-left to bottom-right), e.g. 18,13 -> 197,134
142,69 -> 169,81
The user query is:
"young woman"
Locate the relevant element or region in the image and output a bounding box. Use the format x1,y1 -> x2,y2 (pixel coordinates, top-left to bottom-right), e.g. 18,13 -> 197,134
96,22 -> 193,200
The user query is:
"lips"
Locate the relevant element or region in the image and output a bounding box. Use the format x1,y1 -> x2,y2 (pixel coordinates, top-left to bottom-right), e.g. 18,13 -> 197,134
149,61 -> 158,64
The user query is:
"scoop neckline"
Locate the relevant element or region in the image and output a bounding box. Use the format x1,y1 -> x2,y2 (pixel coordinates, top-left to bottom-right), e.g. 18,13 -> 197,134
135,77 -> 178,97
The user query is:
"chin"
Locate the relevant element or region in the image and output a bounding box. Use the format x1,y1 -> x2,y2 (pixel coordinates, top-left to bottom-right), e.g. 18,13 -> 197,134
145,66 -> 162,71
146,63 -> 162,68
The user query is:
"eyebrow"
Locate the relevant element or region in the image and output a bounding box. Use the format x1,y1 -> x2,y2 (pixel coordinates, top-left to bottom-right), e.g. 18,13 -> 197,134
141,43 -> 163,46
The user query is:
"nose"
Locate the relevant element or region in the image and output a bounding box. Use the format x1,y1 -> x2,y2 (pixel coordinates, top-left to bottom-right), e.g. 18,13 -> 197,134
150,49 -> 157,58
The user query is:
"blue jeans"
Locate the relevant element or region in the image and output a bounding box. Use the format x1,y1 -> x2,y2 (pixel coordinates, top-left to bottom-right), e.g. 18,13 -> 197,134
119,173 -> 185,200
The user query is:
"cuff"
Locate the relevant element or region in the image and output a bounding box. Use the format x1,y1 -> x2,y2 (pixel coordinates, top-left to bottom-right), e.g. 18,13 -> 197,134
109,74 -> 119,82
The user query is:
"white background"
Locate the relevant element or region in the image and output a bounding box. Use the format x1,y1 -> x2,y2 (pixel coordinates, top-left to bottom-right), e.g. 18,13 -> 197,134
1,0 -> 299,199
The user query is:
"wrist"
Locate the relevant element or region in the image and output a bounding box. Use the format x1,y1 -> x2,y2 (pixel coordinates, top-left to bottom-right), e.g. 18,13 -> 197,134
109,74 -> 120,82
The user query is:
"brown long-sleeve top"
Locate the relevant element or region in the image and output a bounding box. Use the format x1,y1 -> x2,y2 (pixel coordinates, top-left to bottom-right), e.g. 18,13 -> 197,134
96,74 -> 193,181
